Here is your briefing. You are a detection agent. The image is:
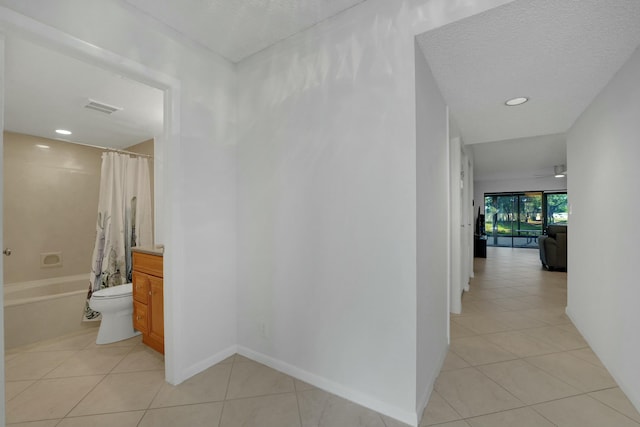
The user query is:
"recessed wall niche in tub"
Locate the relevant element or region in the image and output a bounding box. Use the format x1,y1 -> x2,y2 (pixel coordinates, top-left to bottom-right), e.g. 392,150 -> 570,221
3,132 -> 103,284
3,132 -> 102,349
2,132 -> 155,348
4,274 -> 99,349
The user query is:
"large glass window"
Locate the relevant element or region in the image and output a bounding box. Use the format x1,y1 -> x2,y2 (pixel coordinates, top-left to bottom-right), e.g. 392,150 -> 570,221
545,193 -> 568,226
484,191 -> 563,248
484,193 -> 544,248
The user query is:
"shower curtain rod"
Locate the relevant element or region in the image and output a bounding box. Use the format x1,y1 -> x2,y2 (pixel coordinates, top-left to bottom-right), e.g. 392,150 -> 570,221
68,140 -> 154,159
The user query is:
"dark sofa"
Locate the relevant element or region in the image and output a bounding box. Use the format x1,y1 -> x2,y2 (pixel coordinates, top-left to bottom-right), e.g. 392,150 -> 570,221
538,225 -> 567,270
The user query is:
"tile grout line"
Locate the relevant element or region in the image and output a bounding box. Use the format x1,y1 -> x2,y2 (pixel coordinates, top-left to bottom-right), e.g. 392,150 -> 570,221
293,379 -> 305,427
4,378 -> 38,405
58,337 -> 148,422
137,359 -> 170,426
13,343 -> 97,423
525,404 -> 560,427
464,251 -> 636,425
4,331 -> 120,422
433,249 -> 585,425
216,353 -> 238,427
586,392 -> 640,425
430,389 -> 465,425
8,249 -> 639,427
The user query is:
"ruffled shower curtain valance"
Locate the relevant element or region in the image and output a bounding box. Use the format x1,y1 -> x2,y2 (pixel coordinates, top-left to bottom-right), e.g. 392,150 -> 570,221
83,152 -> 152,321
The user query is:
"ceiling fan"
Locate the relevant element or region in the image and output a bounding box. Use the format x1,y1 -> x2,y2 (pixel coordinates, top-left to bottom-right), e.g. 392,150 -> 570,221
533,164 -> 567,178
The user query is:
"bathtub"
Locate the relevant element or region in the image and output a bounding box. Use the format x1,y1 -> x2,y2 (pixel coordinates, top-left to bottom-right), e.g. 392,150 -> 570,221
4,274 -> 99,349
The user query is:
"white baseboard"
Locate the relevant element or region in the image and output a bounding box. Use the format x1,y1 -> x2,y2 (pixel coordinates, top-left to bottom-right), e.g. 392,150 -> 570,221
416,344 -> 449,424
176,344 -> 238,384
237,346 -> 419,427
565,305 -> 640,416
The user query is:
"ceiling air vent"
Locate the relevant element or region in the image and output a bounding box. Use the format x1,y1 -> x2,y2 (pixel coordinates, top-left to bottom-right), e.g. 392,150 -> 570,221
84,99 -> 122,114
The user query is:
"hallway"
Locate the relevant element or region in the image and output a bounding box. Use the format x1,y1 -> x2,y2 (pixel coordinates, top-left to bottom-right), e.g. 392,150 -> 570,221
423,247 -> 640,426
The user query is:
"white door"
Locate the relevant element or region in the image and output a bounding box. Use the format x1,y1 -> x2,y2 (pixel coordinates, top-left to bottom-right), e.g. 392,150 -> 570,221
450,137 -> 462,314
0,34 -> 7,424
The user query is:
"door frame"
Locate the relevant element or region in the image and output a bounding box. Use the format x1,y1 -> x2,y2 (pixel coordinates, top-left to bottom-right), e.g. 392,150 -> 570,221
0,7 -> 183,412
0,34 -> 5,422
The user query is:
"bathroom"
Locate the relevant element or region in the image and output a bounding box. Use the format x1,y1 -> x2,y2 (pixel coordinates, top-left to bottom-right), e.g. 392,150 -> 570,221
3,35 -> 163,350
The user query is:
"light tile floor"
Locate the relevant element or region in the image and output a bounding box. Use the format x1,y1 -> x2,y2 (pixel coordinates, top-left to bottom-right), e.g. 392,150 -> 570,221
423,247 -> 640,427
4,325 -> 404,426
5,247 -> 640,426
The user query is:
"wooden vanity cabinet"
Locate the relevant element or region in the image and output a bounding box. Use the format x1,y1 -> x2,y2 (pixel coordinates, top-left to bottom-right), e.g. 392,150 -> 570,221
148,277 -> 164,345
132,251 -> 164,354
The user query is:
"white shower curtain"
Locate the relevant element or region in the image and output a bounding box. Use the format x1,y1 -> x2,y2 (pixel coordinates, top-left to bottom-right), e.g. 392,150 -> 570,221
83,152 -> 152,321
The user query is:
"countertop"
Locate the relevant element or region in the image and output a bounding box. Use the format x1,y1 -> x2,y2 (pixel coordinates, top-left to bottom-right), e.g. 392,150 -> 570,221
132,245 -> 164,256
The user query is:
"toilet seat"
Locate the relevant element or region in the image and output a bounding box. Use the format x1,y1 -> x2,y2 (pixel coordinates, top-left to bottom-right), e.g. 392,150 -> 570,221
92,283 -> 133,300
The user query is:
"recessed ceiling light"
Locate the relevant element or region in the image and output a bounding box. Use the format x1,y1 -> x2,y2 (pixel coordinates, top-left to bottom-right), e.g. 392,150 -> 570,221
55,129 -> 72,135
555,174 -> 565,178
36,144 -> 50,149
505,97 -> 529,106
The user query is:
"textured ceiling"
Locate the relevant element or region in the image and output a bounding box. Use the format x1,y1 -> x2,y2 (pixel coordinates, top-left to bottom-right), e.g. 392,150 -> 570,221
6,0 -> 640,162
124,0 -> 367,62
4,36 -> 163,149
472,134 -> 567,181
417,0 -> 640,144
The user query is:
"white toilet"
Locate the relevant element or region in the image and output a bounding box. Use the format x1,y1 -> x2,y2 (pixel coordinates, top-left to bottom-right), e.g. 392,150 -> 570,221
89,283 -> 140,344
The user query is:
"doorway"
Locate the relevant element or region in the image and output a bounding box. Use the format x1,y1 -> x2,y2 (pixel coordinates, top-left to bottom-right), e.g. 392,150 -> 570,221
0,13 -> 181,418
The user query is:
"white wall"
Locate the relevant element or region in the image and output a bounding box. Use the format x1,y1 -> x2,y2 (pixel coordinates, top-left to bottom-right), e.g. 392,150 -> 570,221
0,1 -> 237,383
474,175 -> 567,218
566,46 -> 640,412
236,1 -> 419,422
415,42 -> 449,416
236,1 -> 515,425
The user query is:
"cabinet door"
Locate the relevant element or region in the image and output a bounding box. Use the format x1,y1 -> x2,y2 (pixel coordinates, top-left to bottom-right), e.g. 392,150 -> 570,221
132,272 -> 150,304
133,301 -> 148,334
148,276 -> 164,345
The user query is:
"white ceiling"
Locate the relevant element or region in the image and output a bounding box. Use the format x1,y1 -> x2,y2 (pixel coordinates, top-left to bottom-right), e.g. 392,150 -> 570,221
4,36 -> 163,149
471,134 -> 566,181
3,1 -> 367,150
124,0 -> 367,63
417,0 -> 640,145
